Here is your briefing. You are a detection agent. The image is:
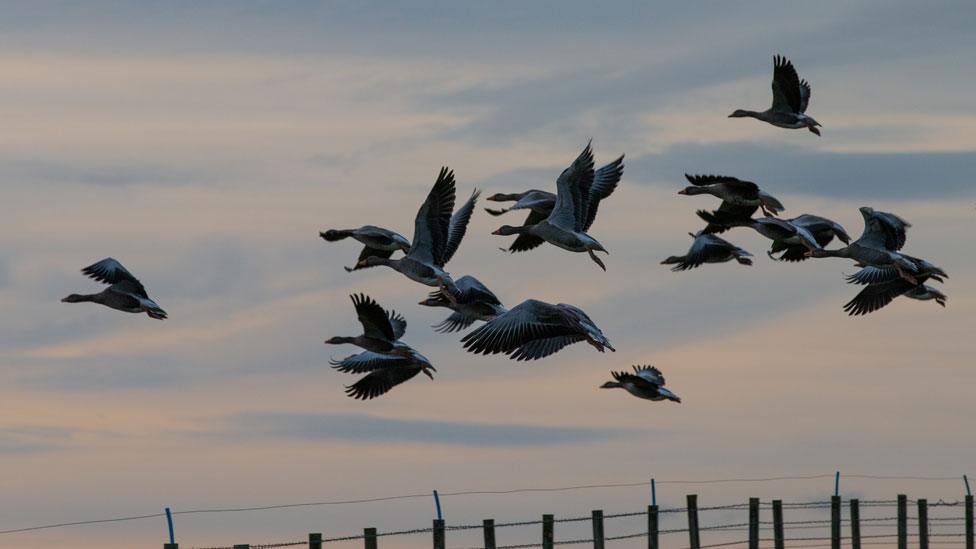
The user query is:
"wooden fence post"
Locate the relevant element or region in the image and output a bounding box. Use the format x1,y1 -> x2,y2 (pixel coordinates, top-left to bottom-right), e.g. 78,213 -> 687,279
309,532 -> 323,549
648,505 -> 659,549
966,494 -> 974,549
543,514 -> 555,549
592,510 -> 605,549
772,500 -> 785,549
687,494 -> 701,549
433,519 -> 446,549
918,499 -> 929,549
233,545 -> 249,549
484,519 -> 496,549
163,544 -> 178,549
831,495 -> 841,549
749,498 -> 760,549
365,527 -> 378,549
850,498 -> 861,549
898,495 -> 908,549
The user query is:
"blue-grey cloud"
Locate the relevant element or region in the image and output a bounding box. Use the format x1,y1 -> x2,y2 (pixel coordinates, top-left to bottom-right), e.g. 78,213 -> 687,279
0,426 -> 75,454
220,412 -> 631,447
0,159 -> 202,187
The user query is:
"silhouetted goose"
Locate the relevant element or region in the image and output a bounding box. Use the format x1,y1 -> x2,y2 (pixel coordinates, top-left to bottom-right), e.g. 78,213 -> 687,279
461,299 -> 614,361
484,190 -> 555,217
807,207 -> 918,282
730,55 -> 821,136
681,174 -> 784,222
492,143 -> 624,269
766,214 -> 851,262
325,293 -> 410,355
842,256 -> 947,316
61,258 -> 167,319
418,275 -> 507,333
331,349 -> 434,400
320,225 -> 410,272
601,365 -> 680,403
358,168 -> 479,295
661,232 -> 752,271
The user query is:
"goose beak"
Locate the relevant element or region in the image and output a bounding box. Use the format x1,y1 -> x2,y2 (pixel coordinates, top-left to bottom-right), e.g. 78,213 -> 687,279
677,189 -> 689,195
491,228 -> 503,235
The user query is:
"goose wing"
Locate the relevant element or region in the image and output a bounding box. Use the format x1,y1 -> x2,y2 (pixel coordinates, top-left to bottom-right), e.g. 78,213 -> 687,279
684,174 -> 759,199
81,258 -> 148,298
330,351 -> 408,374
345,364 -> 424,400
455,275 -> 503,305
440,188 -> 480,266
506,209 -> 549,252
858,209 -> 910,251
798,79 -> 812,113
697,202 -> 759,234
843,280 -> 915,316
633,365 -> 665,386
674,233 -> 741,271
432,311 -> 477,334
461,299 -> 577,356
509,335 -> 585,361
408,167 -> 456,265
549,143 -> 595,231
351,293 -> 397,341
771,55 -> 803,114
581,154 -> 624,231
845,266 -> 899,286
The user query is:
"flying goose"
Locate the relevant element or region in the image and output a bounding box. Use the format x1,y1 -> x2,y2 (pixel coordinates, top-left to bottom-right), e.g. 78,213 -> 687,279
842,257 -> 948,316
61,258 -> 167,319
319,226 -> 410,272
661,232 -> 753,271
484,190 -> 555,217
600,365 -> 681,403
681,174 -> 784,220
460,299 -> 614,361
492,143 -> 624,269
807,207 -> 918,282
418,275 -> 507,333
730,55 -> 821,136
357,167 -> 479,296
697,209 -> 850,261
765,215 -> 851,262
325,293 -> 411,356
331,349 -> 435,400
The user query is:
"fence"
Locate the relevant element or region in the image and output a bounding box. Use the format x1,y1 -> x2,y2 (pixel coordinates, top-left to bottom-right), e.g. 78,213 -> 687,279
162,493 -> 975,549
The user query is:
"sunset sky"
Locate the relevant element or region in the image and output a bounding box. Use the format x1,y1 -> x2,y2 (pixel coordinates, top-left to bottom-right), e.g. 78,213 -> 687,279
1,2 -> 974,548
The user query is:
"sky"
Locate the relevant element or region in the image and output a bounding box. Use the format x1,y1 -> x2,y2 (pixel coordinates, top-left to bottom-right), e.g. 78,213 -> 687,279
1,2 -> 974,548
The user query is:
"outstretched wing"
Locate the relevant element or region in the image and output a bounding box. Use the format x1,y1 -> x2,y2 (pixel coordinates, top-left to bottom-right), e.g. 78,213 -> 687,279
81,258 -> 148,298
330,351 -> 407,374
684,174 -> 760,198
843,280 -> 914,316
798,79 -> 812,113
409,167 -> 456,265
845,266 -> 899,286
549,143 -> 595,231
440,188 -> 480,266
345,365 -> 423,400
633,365 -> 665,386
351,293 -> 396,341
509,335 -> 585,361
432,312 -> 477,334
461,300 -> 573,357
581,155 -> 624,231
771,55 -> 802,113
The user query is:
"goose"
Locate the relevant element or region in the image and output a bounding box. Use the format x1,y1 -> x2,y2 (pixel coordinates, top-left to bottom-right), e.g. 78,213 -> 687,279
807,207 -> 918,282
600,365 -> 681,403
61,258 -> 167,319
680,174 -> 784,218
697,209 -> 850,261
729,55 -> 821,136
324,293 -> 411,356
661,232 -> 753,271
357,167 -> 479,296
418,275 -> 507,333
460,299 -> 614,361
842,257 -> 948,316
331,349 -> 435,400
319,226 -> 410,272
492,143 -> 623,269
765,215 -> 851,262
484,190 -> 555,217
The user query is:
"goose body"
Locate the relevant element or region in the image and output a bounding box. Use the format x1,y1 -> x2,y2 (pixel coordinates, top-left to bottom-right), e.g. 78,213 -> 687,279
331,349 -> 435,400
730,55 -> 821,136
320,225 -> 410,272
601,365 -> 680,403
418,275 -> 507,333
681,174 -> 784,218
61,258 -> 167,319
484,190 -> 556,217
492,142 -> 623,269
842,256 -> 948,316
325,293 -> 411,356
661,232 -> 753,271
460,299 -> 614,361
766,214 -> 851,262
808,207 -> 918,281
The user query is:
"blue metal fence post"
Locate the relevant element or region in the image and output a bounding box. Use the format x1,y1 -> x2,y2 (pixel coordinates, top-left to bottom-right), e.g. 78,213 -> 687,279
966,474 -> 972,497
651,478 -> 657,506
433,489 -> 443,521
834,471 -> 840,497
165,507 -> 176,548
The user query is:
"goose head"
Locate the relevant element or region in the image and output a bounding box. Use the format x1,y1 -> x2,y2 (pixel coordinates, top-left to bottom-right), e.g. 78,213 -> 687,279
677,186 -> 707,196
61,294 -> 91,303
492,225 -> 527,236
728,109 -> 755,118
324,336 -> 355,345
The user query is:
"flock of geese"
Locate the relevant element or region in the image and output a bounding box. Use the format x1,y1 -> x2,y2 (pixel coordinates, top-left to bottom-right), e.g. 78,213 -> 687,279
61,56 -> 947,401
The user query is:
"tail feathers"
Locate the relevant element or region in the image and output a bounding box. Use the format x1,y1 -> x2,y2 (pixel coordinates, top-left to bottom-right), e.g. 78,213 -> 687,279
321,229 -> 352,242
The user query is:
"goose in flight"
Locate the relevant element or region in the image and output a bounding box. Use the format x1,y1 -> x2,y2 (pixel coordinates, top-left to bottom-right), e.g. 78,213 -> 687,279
730,55 -> 821,136
764,215 -> 851,262
680,174 -> 784,219
325,293 -> 411,356
358,167 -> 478,297
418,275 -> 507,333
319,226 -> 410,272
601,365 -> 681,403
461,299 -> 614,361
331,349 -> 435,400
492,142 -> 623,269
484,189 -> 555,218
61,258 -> 167,319
807,207 -> 918,282
661,232 -> 752,271
842,257 -> 948,316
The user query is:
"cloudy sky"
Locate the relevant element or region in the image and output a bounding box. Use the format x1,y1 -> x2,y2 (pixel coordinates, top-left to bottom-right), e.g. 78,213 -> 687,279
1,2 -> 974,548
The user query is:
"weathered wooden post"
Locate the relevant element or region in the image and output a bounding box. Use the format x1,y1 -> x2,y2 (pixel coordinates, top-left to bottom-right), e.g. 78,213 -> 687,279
433,519 -> 446,549
543,514 -> 555,549
850,498 -> 861,549
592,510 -> 605,549
648,504 -> 659,549
831,495 -> 841,549
897,494 -> 908,549
163,544 -> 178,549
309,532 -> 323,549
365,527 -> 378,549
484,519 -> 496,549
233,545 -> 249,549
749,498 -> 760,549
772,499 -> 785,549
966,494 -> 974,549
687,494 -> 701,549
918,499 -> 929,549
